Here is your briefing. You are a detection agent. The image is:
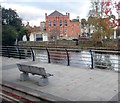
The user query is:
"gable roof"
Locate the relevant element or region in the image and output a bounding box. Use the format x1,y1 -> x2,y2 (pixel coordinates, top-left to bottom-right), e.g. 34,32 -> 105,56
48,10 -> 64,16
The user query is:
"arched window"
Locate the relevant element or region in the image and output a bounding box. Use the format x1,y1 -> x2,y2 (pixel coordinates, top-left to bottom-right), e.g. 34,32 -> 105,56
53,20 -> 56,26
48,20 -> 51,26
60,20 -> 62,26
64,20 -> 67,26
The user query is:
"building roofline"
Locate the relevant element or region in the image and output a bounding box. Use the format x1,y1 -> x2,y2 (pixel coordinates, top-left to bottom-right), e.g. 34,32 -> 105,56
48,10 -> 65,16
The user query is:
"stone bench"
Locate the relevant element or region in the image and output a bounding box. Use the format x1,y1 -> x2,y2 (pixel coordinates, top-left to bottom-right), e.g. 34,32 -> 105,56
17,64 -> 53,86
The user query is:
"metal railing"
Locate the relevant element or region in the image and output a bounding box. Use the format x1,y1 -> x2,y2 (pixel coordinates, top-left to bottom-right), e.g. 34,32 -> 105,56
1,46 -> 119,72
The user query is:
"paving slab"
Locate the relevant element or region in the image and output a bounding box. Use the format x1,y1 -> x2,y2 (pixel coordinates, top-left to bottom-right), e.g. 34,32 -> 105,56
1,56 -> 119,101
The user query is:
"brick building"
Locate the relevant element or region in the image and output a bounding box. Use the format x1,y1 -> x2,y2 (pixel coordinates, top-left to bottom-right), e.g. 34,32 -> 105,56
45,10 -> 80,40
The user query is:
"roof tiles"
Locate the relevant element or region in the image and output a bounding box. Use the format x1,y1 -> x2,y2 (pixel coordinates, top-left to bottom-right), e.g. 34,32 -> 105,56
48,10 -> 64,16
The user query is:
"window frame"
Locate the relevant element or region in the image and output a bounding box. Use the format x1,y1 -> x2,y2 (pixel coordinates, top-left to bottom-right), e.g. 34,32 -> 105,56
60,20 -> 62,26
64,20 -> 67,26
53,20 -> 56,26
48,20 -> 51,27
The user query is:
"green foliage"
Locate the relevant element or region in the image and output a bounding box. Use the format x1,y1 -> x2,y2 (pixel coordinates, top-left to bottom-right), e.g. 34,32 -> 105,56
88,16 -> 114,39
2,25 -> 18,45
2,7 -> 28,46
71,19 -> 79,22
18,27 -> 29,41
92,31 -> 102,46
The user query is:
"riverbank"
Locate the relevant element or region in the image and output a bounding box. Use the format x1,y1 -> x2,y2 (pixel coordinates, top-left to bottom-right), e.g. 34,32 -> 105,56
19,39 -> 119,51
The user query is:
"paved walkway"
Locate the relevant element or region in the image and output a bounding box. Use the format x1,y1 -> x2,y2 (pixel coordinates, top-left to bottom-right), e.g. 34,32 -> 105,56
1,56 -> 119,101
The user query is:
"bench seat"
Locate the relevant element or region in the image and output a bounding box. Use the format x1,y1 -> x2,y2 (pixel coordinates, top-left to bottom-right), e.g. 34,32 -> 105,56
17,63 -> 53,86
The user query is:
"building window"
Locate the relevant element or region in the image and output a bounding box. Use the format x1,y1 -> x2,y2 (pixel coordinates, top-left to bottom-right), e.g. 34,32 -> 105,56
53,20 -> 56,26
60,29 -> 62,33
36,34 -> 43,41
65,29 -> 67,33
64,20 -> 67,26
54,30 -> 57,34
60,20 -> 62,26
48,20 -> 51,26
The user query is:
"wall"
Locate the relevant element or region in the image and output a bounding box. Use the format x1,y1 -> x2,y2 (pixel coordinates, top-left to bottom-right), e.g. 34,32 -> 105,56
29,32 -> 48,41
45,12 -> 80,40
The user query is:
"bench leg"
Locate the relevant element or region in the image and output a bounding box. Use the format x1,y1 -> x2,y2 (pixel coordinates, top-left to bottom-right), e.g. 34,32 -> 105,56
20,72 -> 29,81
38,78 -> 49,86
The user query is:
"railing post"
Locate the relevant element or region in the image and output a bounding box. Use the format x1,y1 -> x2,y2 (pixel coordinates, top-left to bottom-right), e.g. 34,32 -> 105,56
30,47 -> 35,61
6,46 -> 10,58
65,49 -> 70,66
46,48 -> 50,63
17,46 -> 21,59
90,50 -> 94,69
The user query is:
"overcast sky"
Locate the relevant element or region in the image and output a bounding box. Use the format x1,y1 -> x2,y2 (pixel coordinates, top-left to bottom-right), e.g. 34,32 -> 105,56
1,0 -> 119,26
1,0 -> 91,26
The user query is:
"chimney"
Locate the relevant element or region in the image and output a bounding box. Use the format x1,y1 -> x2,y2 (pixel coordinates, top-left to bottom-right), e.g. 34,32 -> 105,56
77,16 -> 80,21
26,22 -> 29,26
45,13 -> 47,19
68,13 -> 70,18
66,12 -> 68,16
27,22 -> 29,25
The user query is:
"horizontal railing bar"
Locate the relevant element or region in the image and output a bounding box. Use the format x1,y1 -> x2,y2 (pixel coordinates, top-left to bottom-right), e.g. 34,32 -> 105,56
36,57 -> 47,59
8,53 -> 18,55
36,56 -> 47,58
70,63 -> 90,65
8,55 -> 19,57
1,49 -> 8,51
49,50 -> 66,54
2,48 -> 8,50
92,50 -> 120,54
70,61 -> 91,63
50,54 -> 67,57
70,57 -> 91,59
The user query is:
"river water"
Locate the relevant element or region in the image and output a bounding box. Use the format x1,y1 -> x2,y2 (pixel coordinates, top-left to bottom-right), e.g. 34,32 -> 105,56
34,50 -> 119,71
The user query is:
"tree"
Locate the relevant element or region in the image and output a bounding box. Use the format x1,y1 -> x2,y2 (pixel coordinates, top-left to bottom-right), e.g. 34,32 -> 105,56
92,31 -> 102,46
116,27 -> 120,37
81,19 -> 88,35
88,0 -> 117,42
2,25 -> 18,46
89,17 -> 115,37
81,19 -> 87,28
2,7 -> 28,46
18,27 -> 29,41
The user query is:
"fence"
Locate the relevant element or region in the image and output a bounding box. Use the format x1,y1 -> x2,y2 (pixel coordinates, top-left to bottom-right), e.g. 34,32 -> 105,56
0,46 -> 119,71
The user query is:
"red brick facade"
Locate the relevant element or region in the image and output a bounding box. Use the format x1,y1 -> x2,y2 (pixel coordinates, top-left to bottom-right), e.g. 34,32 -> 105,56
45,10 -> 80,40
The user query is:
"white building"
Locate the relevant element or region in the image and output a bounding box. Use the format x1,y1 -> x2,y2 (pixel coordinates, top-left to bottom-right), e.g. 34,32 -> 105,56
23,22 -> 48,42
29,32 -> 48,41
